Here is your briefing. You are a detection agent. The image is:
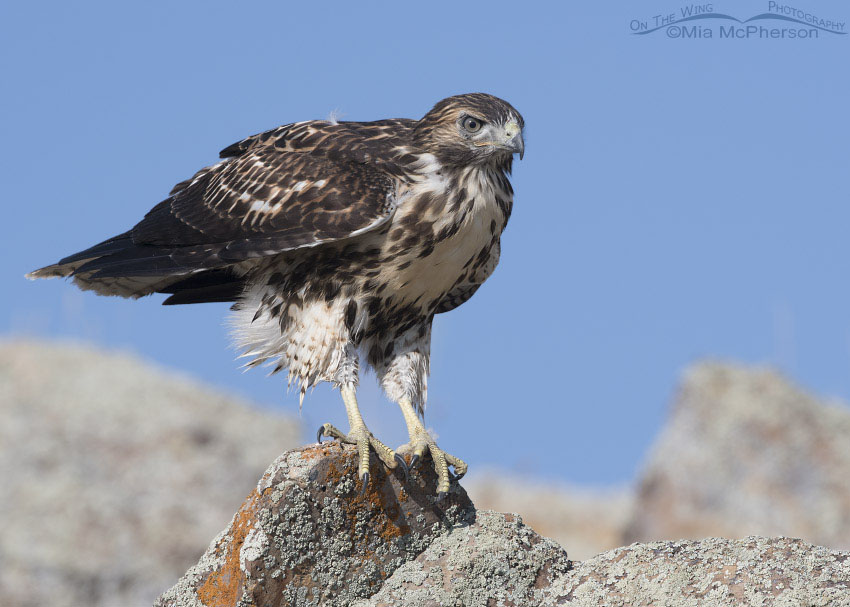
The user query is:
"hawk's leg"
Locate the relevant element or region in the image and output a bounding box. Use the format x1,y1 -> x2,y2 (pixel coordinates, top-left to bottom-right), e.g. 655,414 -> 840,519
317,385 -> 401,493
396,397 -> 467,498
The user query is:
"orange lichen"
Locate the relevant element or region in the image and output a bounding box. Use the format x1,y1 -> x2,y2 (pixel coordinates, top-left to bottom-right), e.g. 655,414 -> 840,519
196,488 -> 263,607
316,447 -> 413,577
187,445 -> 430,605
301,442 -> 336,461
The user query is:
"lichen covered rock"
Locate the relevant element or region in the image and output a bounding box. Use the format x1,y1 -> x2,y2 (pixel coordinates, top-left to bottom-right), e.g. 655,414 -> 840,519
353,510 -> 570,607
155,442 -> 482,607
159,444 -> 850,607
361,535 -> 850,607
556,536 -> 850,607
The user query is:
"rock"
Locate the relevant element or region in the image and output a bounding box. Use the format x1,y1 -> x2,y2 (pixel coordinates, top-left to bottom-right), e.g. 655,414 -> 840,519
160,444 -> 850,607
464,473 -> 631,560
625,362 -> 850,550
554,536 -> 850,607
9,341 -> 850,606
154,442 -> 563,607
353,509 -> 571,607
0,339 -> 301,607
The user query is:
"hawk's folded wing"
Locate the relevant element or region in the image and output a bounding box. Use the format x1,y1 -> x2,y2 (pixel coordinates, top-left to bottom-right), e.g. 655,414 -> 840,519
28,121 -> 409,297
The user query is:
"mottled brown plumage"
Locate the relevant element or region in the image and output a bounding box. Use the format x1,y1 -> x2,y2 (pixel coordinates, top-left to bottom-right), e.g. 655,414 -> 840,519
29,93 -> 525,496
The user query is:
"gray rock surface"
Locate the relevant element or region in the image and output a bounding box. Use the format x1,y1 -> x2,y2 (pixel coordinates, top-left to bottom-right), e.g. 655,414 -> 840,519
0,339 -> 301,607
160,444 -> 850,607
625,362 -> 850,549
554,536 -> 850,607
353,510 -> 572,607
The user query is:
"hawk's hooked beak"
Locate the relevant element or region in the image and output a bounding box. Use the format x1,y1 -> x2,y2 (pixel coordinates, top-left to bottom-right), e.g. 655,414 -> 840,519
504,120 -> 524,160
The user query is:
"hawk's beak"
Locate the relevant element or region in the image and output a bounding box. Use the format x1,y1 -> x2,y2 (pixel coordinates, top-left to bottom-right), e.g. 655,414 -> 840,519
510,132 -> 525,159
504,121 -> 524,160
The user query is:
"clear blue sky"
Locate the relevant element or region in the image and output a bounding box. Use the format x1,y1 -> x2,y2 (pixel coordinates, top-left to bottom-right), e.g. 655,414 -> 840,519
2,1 -> 848,485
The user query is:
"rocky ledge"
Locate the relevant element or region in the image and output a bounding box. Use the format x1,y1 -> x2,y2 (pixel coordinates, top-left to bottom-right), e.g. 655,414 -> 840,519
157,444 -> 850,607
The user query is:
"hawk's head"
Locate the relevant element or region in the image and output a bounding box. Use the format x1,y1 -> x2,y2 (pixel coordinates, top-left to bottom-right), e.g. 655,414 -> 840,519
414,93 -> 525,169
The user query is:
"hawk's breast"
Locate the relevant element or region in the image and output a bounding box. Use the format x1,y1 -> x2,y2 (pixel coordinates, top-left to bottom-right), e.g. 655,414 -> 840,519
367,162 -> 510,311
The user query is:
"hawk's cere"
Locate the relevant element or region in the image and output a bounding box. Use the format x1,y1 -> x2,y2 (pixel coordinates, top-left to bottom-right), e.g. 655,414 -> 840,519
29,93 -> 525,497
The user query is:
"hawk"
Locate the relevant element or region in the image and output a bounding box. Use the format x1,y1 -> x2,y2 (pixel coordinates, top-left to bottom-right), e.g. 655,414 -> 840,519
28,93 -> 525,498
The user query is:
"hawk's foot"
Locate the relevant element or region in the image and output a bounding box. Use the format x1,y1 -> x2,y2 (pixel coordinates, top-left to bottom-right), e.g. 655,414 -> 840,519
397,428 -> 467,499
316,422 -> 403,494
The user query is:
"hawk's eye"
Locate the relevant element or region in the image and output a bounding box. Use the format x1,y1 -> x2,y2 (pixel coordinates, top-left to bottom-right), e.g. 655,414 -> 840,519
461,116 -> 483,133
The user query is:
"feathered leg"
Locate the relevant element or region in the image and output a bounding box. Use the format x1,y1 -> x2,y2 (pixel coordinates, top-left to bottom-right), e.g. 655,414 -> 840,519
373,323 -> 465,498
317,385 -> 402,493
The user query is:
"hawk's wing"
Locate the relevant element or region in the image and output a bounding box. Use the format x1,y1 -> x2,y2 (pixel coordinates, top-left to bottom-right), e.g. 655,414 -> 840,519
29,120 -> 415,298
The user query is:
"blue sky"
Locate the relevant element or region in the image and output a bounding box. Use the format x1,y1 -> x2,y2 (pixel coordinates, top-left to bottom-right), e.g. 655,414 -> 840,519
2,1 -> 848,485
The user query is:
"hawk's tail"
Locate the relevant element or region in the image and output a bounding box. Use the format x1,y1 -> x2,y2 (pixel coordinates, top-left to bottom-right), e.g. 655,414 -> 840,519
27,232 -> 245,304
27,232 -> 135,280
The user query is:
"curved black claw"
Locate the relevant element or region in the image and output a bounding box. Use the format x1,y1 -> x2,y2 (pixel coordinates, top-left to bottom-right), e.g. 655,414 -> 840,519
409,454 -> 420,470
316,425 -> 325,444
448,471 -> 459,483
360,472 -> 370,496
394,453 -> 409,482
436,491 -> 448,502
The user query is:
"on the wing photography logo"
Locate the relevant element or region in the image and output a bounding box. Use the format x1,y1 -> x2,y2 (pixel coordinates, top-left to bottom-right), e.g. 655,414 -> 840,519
630,2 -> 846,39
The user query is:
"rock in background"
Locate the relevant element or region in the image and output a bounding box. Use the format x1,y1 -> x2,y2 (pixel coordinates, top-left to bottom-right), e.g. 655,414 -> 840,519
464,475 -> 632,561
624,362 -> 850,549
468,362 -> 850,557
0,339 -> 301,607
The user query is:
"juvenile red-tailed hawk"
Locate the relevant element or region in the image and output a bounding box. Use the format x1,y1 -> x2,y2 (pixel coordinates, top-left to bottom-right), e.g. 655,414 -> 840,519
28,93 -> 525,498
